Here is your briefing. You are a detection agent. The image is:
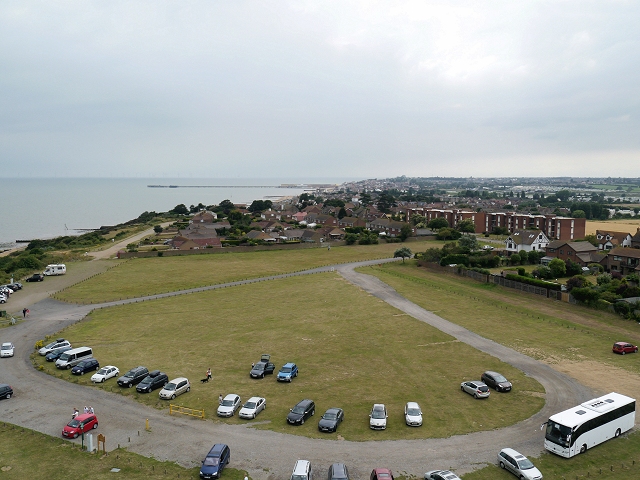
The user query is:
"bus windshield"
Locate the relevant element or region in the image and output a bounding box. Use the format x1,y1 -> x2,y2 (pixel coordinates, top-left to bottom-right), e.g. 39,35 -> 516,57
546,420 -> 572,447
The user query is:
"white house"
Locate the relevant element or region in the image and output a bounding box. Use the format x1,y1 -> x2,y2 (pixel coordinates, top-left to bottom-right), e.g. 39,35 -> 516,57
505,229 -> 550,254
595,230 -> 633,250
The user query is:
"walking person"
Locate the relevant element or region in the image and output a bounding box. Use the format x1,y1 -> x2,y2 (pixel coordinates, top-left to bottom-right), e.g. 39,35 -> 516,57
219,394 -> 223,405
72,408 -> 79,419
206,367 -> 212,381
22,308 -> 27,318
89,406 -> 94,414
84,406 -> 89,414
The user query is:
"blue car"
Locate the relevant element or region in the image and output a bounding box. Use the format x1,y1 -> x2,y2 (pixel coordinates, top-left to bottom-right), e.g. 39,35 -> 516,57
71,358 -> 100,375
200,443 -> 230,479
277,362 -> 298,382
45,346 -> 72,362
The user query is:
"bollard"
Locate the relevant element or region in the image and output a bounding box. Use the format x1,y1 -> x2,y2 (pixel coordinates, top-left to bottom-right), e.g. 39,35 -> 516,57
146,418 -> 150,430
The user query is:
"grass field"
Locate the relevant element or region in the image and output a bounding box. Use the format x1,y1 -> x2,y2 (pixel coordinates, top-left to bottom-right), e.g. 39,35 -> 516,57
462,430 -> 640,479
35,272 -> 544,441
0,422 -> 248,480
54,242 -> 443,304
363,262 -> 640,378
585,219 -> 640,235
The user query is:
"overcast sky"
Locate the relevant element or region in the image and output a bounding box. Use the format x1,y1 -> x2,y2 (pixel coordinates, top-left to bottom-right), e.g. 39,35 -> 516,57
1,1 -> 639,179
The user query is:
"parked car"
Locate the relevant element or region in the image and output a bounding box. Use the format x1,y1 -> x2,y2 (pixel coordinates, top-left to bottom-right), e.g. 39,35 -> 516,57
159,377 -> 190,400
91,365 -> 120,383
328,463 -> 350,480
0,294 -> 6,304
199,443 -> 230,479
481,371 -> 512,392
38,338 -> 70,356
290,459 -> 312,480
369,403 -> 388,430
62,413 -> 98,439
8,282 -> 22,291
424,470 -> 461,480
612,342 -> 638,355
117,366 -> 149,388
287,399 -> 315,425
239,396 -> 266,419
318,407 -> 344,432
371,468 -> 394,480
250,354 -> 276,378
45,346 -> 72,362
0,286 -> 12,296
498,448 -> 543,480
71,358 -> 100,375
136,370 -> 168,393
1,342 -> 15,358
217,394 -> 242,417
0,384 -> 13,399
26,273 -> 44,282
404,401 -> 423,426
277,362 -> 299,382
461,380 -> 490,399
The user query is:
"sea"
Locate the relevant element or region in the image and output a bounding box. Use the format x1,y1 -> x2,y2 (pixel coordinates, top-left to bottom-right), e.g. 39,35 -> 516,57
0,177 -> 355,250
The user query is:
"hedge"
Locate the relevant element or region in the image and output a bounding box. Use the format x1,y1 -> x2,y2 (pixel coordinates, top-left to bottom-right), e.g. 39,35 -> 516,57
505,273 -> 562,291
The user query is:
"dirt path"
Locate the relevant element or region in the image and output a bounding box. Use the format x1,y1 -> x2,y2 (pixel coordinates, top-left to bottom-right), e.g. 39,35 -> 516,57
0,259 -> 596,479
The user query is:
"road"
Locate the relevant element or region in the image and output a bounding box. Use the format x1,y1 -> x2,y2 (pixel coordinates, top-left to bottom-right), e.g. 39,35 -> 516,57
0,258 -> 596,479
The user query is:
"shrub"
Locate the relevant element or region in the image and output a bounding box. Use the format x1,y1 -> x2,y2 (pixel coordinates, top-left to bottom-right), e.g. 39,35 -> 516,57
613,301 -> 633,319
566,275 -> 588,292
517,267 -> 526,276
596,299 -> 612,311
440,254 -> 470,267
549,258 -> 567,278
509,254 -> 521,265
597,273 -> 612,285
570,287 -> 600,306
565,259 -> 582,277
505,274 -> 562,291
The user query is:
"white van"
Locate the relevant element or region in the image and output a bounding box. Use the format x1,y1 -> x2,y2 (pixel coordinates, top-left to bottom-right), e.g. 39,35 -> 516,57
55,346 -> 93,369
44,264 -> 66,276
290,460 -> 312,480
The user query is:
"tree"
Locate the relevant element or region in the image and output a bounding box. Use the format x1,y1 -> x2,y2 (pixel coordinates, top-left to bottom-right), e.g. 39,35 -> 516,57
248,200 -> 273,213
436,228 -> 461,241
399,224 -> 413,241
394,247 -> 413,263
565,259 -> 582,277
509,254 -> 521,265
456,219 -> 476,233
377,191 -> 396,213
458,235 -> 479,253
153,225 -> 163,234
427,218 -> 449,230
338,207 -> 347,219
359,192 -> 372,206
170,204 -> 189,215
217,199 -> 236,216
345,233 -> 358,245
566,275 -> 588,292
549,258 -> 567,278
572,210 -> 586,218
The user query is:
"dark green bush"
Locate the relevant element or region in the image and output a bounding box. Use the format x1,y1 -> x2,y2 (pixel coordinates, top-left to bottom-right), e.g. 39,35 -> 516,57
505,274 -> 561,291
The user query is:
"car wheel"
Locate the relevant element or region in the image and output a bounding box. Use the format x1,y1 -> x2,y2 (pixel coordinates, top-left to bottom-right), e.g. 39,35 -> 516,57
128,383 -> 132,388
636,348 -> 639,353
301,418 -> 305,425
312,410 -> 315,416
6,393 -> 11,399
73,433 -> 79,439
499,461 -> 505,469
186,386 -> 190,392
474,393 -> 478,398
622,351 -> 626,355
93,423 -> 98,429
171,394 -> 176,400
80,371 -> 84,375
580,444 -> 587,454
615,428 -> 621,438
101,378 -> 105,383
253,413 -> 256,419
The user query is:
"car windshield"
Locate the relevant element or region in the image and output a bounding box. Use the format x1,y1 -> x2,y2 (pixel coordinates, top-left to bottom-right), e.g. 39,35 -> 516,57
292,405 -> 306,414
292,475 -> 307,480
407,408 -> 421,416
372,408 -> 386,419
45,341 -> 57,348
164,383 -> 176,391
139,377 -> 152,384
494,374 -> 508,383
124,371 -> 137,378
1,345 -> 11,350
59,353 -> 70,361
244,402 -> 256,409
517,458 -> 534,470
253,363 -> 265,371
323,412 -> 337,420
67,419 -> 80,427
222,399 -> 235,406
203,457 -> 219,466
478,386 -> 489,392
545,420 -> 572,447
280,367 -> 292,373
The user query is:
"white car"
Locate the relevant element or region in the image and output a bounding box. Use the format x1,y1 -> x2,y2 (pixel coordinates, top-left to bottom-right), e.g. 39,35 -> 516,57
498,448 -> 543,480
217,393 -> 242,417
405,401 -> 422,426
369,403 -> 387,430
91,365 -> 119,383
239,396 -> 266,419
38,338 -> 71,356
0,294 -> 7,304
1,342 -> 15,357
425,470 -> 462,480
159,377 -> 190,400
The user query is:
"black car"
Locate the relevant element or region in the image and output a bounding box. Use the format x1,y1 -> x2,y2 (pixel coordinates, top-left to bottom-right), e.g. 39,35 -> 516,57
481,371 -> 512,392
287,399 -> 315,425
318,407 -> 344,433
250,361 -> 275,378
8,282 -> 22,291
26,274 -> 44,282
71,358 -> 100,375
328,463 -> 350,480
136,370 -> 169,393
0,384 -> 14,400
45,346 -> 73,362
117,366 -> 149,388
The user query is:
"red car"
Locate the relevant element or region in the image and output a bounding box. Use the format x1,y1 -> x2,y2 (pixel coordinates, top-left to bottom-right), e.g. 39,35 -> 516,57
371,469 -> 394,480
62,413 -> 98,438
613,342 -> 638,355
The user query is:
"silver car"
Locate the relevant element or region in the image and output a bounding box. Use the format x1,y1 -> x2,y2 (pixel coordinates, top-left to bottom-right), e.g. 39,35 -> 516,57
38,338 -> 70,356
239,396 -> 266,419
460,380 -> 490,399
217,394 -> 242,417
498,448 -> 543,480
159,377 -> 190,400
405,401 -> 422,426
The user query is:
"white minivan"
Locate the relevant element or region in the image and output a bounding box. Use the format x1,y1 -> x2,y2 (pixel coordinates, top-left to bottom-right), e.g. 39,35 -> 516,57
290,459 -> 312,480
55,346 -> 93,369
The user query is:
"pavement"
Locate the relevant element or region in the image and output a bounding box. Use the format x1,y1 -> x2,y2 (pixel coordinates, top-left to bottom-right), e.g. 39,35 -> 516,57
0,256 -> 597,479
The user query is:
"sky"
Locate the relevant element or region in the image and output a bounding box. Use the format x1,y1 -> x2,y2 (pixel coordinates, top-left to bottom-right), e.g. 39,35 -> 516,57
1,1 -> 639,179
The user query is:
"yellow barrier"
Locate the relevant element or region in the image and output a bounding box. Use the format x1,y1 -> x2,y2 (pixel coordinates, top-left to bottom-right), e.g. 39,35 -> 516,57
169,404 -> 205,419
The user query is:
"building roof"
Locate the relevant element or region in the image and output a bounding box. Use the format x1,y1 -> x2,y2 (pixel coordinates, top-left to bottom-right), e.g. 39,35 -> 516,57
608,246 -> 640,259
506,230 -> 547,246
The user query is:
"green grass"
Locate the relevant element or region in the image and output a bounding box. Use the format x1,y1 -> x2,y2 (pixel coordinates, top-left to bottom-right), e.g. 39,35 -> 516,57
363,262 -> 640,376
36,272 -> 544,441
55,242 -> 443,304
0,422 -> 248,480
462,430 -> 640,479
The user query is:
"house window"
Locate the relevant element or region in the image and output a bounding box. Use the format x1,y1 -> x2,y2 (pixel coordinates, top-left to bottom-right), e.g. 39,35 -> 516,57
568,251 -> 573,256
614,256 -> 621,261
559,249 -> 564,254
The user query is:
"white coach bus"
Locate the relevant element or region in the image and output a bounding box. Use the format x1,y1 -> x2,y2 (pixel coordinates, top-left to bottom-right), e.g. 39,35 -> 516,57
544,392 -> 635,458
